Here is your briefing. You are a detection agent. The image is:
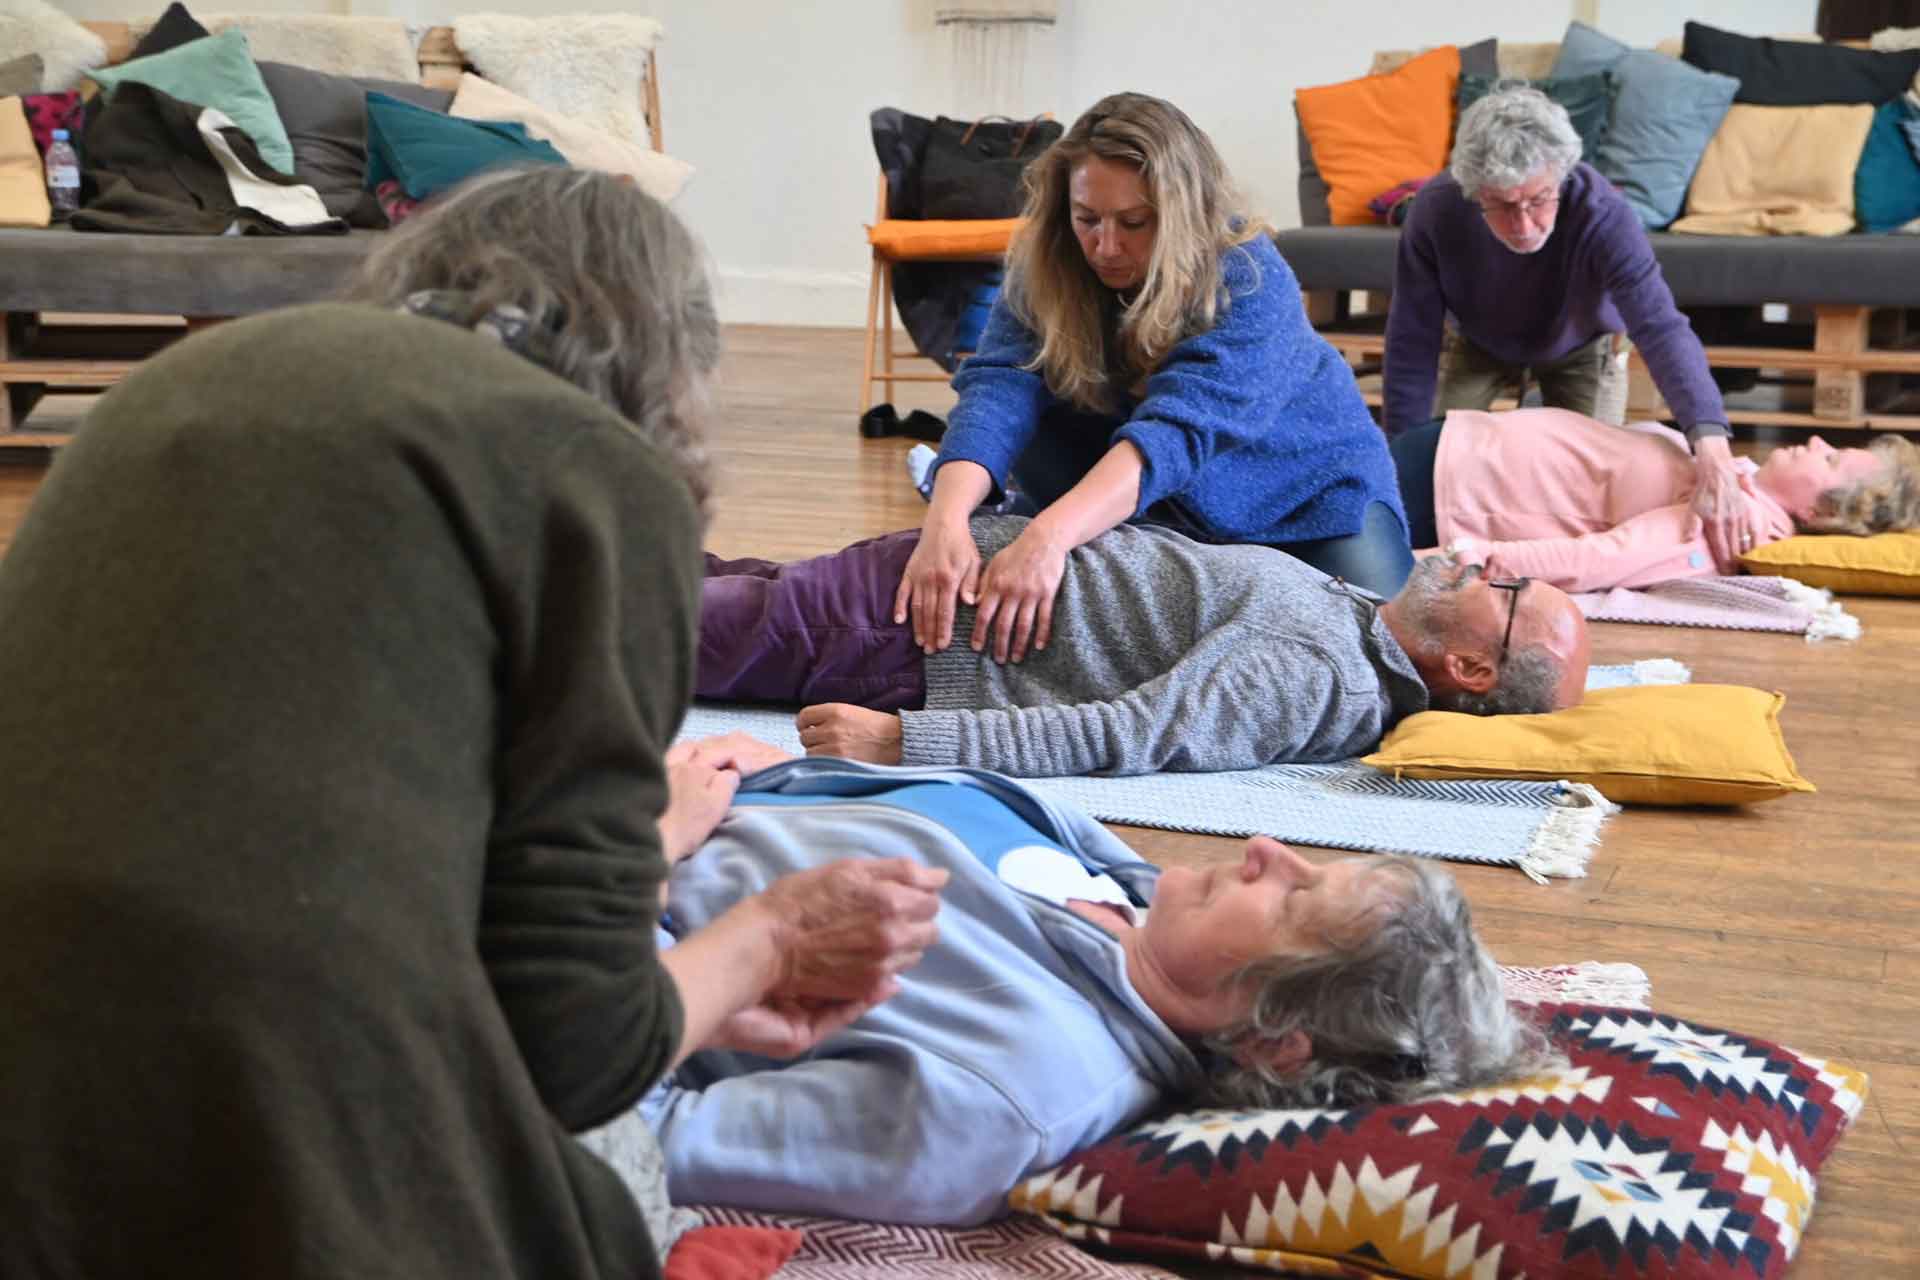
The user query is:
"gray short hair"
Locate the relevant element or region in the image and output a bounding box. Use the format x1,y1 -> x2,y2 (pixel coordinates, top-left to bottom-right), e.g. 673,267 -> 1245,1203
1430,645 -> 1562,716
1394,556 -> 1567,716
1449,83 -> 1583,198
1200,857 -> 1567,1107
338,167 -> 720,521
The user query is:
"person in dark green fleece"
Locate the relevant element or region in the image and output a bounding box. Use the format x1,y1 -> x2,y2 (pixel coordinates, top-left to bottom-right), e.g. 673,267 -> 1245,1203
0,168 -> 945,1280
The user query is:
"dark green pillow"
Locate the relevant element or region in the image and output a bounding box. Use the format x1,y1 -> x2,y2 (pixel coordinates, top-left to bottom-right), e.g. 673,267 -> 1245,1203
1854,98 -> 1920,233
1457,72 -> 1614,165
364,91 -> 565,202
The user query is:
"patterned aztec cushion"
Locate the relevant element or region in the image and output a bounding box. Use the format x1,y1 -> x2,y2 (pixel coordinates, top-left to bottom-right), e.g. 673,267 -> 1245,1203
1011,1005 -> 1868,1280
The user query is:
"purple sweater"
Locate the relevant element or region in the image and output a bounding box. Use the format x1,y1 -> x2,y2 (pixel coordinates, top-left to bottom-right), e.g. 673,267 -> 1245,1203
937,234 -> 1402,545
1383,164 -> 1726,440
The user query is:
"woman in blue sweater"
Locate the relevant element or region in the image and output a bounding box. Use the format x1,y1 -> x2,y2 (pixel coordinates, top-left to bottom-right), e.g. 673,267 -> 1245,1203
901,92 -> 1409,663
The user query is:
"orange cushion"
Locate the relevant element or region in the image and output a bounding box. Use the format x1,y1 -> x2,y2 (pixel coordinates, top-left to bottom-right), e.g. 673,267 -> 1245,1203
1295,44 -> 1461,226
867,217 -> 1021,259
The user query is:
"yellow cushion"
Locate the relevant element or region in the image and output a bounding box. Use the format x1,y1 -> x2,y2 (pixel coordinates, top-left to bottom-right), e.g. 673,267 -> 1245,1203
1741,530 -> 1920,595
1361,684 -> 1815,805
867,217 -> 1022,259
0,96 -> 51,229
1295,44 -> 1460,227
1670,103 -> 1875,237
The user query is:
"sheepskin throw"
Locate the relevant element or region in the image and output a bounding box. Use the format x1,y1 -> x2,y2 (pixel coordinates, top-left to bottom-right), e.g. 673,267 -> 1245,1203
0,0 -> 107,92
126,14 -> 419,82
452,13 -> 662,146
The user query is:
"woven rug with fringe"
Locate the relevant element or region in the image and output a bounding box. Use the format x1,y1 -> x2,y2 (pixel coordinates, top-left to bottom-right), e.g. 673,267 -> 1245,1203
668,962 -> 1652,1280
675,706 -> 1616,881
1572,574 -> 1860,640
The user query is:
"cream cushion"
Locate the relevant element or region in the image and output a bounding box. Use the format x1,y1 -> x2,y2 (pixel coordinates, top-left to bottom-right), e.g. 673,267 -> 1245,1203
1671,102 -> 1876,236
451,72 -> 691,203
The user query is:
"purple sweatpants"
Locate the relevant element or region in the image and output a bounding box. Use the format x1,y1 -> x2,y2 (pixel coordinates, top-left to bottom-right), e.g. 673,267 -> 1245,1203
697,529 -> 927,711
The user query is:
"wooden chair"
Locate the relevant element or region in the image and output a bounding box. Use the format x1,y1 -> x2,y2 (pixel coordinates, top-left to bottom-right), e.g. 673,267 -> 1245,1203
859,174 -> 1022,414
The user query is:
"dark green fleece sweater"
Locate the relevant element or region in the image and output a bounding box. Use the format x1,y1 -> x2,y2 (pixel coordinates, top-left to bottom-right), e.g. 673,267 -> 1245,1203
0,305 -> 701,1279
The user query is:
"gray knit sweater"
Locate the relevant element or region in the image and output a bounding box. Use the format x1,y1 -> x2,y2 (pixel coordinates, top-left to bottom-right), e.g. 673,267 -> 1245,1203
901,516 -> 1428,776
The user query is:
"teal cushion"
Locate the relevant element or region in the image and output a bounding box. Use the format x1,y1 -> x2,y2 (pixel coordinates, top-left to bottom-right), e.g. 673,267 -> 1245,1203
86,28 -> 293,176
364,91 -> 566,202
1456,72 -> 1615,164
1551,21 -> 1738,230
1855,98 -> 1920,232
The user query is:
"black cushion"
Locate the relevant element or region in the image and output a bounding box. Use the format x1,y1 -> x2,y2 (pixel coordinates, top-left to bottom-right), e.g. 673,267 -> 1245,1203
1682,20 -> 1920,106
129,2 -> 212,60
1270,224 -> 1920,308
1456,72 -> 1613,164
256,61 -> 453,228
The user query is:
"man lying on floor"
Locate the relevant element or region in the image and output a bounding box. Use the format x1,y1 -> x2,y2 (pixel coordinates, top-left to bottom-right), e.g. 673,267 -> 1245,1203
697,522 -> 1590,776
632,734 -> 1563,1226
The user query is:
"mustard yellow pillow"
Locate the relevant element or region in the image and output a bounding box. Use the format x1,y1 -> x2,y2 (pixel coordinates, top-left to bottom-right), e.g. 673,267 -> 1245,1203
1362,684 -> 1814,805
1741,530 -> 1920,596
1295,44 -> 1460,227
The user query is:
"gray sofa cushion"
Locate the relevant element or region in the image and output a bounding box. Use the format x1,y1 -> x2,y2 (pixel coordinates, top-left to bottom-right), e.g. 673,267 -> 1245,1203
0,225 -> 382,315
257,60 -> 452,227
1271,224 -> 1920,308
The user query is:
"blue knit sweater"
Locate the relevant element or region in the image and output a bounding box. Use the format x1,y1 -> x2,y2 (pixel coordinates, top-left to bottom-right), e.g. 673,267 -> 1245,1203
937,235 -> 1403,545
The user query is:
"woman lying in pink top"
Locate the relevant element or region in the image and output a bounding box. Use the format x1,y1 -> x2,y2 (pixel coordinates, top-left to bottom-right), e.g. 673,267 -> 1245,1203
1389,408 -> 1920,592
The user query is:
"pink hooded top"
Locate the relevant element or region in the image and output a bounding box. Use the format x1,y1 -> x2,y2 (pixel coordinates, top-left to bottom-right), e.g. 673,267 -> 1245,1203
1434,408 -> 1794,592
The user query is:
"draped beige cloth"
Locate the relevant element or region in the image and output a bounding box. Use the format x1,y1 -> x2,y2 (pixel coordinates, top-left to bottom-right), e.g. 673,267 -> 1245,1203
1671,102 -> 1876,236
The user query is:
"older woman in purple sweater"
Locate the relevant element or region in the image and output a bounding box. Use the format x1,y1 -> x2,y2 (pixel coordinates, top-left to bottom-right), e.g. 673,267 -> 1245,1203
904,92 -> 1408,666
1385,85 -> 1767,574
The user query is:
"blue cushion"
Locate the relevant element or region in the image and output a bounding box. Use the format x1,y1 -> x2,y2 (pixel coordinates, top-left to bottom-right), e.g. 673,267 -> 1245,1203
86,27 -> 294,176
1551,22 -> 1738,230
364,91 -> 566,202
1855,99 -> 1920,233
1902,96 -> 1920,168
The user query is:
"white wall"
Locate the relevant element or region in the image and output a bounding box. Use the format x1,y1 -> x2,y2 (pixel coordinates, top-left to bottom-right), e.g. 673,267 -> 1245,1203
64,0 -> 1818,325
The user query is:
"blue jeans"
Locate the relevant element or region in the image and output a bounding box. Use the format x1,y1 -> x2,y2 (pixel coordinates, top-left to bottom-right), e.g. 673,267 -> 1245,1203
1267,500 -> 1414,598
1388,418 -> 1445,550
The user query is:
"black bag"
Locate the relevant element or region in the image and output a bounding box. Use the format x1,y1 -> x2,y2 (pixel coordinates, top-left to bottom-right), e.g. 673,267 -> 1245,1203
916,115 -> 1063,221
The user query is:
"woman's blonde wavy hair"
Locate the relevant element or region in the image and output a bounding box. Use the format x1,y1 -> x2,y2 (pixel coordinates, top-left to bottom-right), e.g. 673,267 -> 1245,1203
1801,434 -> 1920,535
1005,92 -> 1266,413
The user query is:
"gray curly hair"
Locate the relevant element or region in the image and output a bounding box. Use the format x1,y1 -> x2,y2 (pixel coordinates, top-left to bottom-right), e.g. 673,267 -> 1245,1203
1395,554 -> 1566,716
338,167 -> 720,522
1449,83 -> 1584,198
1201,856 -> 1567,1108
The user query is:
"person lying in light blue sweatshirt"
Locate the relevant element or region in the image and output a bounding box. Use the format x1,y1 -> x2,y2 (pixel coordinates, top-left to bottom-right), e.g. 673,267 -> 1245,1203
620,736 -> 1563,1227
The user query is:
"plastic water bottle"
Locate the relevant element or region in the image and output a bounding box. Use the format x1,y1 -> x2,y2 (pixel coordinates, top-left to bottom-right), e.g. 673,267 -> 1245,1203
45,128 -> 80,222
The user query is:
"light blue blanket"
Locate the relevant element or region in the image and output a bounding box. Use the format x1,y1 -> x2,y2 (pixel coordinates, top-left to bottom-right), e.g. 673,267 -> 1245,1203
674,661 -> 1685,880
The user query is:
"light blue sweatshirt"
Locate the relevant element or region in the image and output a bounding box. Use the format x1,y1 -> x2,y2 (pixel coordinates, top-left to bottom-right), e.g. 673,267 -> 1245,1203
639,758 -> 1204,1226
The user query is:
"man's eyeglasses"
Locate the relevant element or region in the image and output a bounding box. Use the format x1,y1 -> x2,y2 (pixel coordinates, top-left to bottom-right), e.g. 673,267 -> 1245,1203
1487,577 -> 1530,665
1476,192 -> 1559,222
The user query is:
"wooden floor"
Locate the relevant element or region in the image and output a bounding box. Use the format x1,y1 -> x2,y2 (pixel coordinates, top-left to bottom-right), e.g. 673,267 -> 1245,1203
3,324 -> 1916,1276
